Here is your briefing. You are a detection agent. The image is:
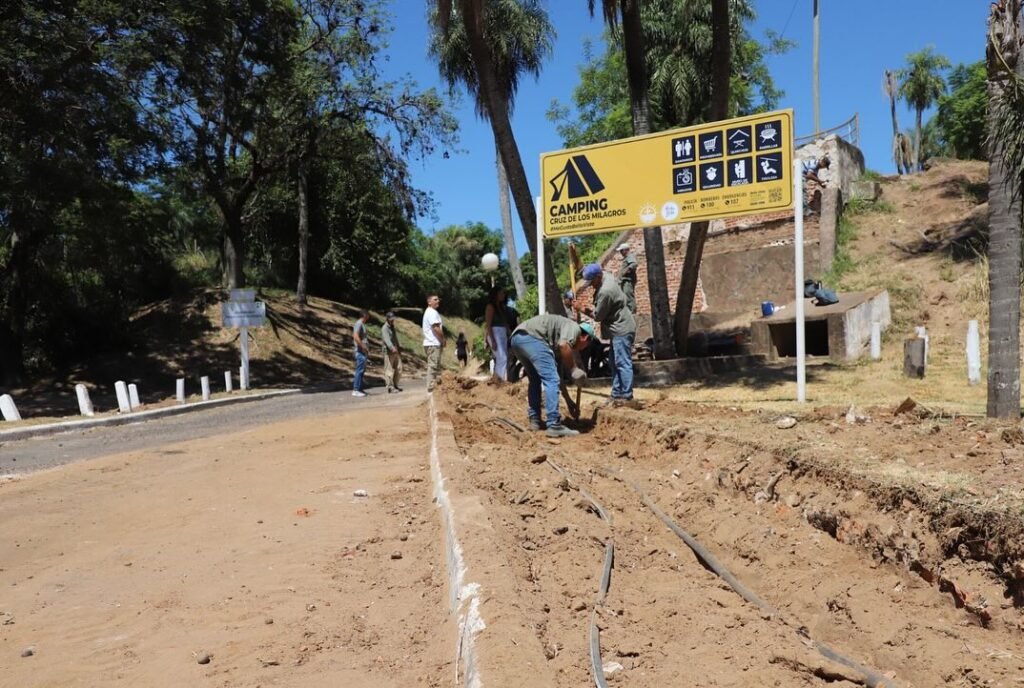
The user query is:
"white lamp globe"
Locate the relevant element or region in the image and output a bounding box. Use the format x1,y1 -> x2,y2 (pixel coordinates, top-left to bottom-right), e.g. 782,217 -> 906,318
481,252 -> 500,272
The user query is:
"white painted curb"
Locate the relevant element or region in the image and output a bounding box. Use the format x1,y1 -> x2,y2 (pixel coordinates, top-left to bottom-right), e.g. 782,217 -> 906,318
429,394 -> 485,687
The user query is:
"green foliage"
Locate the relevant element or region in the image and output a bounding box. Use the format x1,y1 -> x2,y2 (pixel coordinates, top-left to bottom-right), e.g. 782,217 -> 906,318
845,198 -> 894,216
858,170 -> 884,182
899,46 -> 951,115
548,0 -> 789,146
932,61 -> 987,160
823,215 -> 858,286
0,0 -> 456,382
472,333 -> 490,363
406,223 -> 509,320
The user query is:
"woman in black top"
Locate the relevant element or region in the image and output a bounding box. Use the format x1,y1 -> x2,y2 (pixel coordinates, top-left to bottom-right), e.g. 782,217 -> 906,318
455,332 -> 468,368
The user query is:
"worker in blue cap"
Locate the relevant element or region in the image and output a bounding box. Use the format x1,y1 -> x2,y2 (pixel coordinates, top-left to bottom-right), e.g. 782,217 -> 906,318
580,262 -> 637,406
509,313 -> 594,437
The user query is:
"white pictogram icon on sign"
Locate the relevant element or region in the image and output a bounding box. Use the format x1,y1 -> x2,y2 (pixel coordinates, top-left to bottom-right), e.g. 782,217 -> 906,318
760,159 -> 777,175
733,160 -> 747,179
705,166 -> 718,181
677,169 -> 692,186
702,136 -> 719,153
759,124 -> 778,144
729,129 -> 749,143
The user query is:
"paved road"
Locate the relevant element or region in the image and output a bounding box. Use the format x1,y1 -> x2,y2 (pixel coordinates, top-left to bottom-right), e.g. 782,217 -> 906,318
0,382 -> 426,475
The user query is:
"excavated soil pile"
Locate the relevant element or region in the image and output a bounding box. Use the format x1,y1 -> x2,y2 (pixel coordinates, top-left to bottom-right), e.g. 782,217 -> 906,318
437,376 -> 1024,687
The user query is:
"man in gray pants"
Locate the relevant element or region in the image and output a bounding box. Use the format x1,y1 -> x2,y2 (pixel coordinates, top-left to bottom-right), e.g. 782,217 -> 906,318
381,311 -> 403,393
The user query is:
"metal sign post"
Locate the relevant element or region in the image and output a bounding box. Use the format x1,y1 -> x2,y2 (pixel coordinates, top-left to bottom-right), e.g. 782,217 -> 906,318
536,196 -> 546,315
222,291 -> 266,390
794,160 -> 806,402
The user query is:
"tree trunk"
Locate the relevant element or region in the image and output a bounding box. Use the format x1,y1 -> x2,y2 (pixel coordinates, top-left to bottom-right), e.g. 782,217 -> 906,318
222,209 -> 245,289
986,0 -> 1023,418
672,0 -> 730,356
459,0 -> 563,313
620,0 -> 673,358
496,142 -> 527,300
914,108 -> 923,172
296,155 -> 310,305
1,230 -> 28,385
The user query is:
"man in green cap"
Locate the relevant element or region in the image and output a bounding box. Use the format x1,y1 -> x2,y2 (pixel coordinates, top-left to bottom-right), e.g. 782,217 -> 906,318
509,314 -> 593,438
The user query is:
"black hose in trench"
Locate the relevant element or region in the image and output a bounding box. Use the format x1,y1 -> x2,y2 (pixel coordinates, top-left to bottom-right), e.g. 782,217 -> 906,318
628,479 -> 899,688
546,459 -> 614,688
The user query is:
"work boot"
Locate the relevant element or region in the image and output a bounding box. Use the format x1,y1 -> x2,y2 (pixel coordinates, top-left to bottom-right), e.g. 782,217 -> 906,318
545,424 -> 579,438
528,418 -> 544,432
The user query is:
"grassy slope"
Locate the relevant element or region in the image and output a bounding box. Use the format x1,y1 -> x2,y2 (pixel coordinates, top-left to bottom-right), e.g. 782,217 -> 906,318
8,289 -> 481,419
659,159 -> 995,414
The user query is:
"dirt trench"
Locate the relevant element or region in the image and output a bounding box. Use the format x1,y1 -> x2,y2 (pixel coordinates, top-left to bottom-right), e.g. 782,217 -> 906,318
438,378 -> 1024,687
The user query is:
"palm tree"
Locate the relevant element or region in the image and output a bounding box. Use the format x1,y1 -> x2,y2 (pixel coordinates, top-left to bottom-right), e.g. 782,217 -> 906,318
433,0 -> 564,313
985,0 -> 1023,418
588,0 -> 674,358
429,0 -> 553,302
883,69 -> 911,174
672,0 -> 730,354
898,47 -> 950,172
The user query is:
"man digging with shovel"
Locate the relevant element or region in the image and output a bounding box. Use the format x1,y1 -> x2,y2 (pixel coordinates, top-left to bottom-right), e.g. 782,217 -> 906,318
509,314 -> 594,438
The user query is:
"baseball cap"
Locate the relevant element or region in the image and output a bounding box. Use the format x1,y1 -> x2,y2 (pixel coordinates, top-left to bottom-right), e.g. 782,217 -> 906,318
563,289 -> 575,300
582,263 -> 602,281
618,243 -> 630,251
579,322 -> 596,338
385,311 -> 395,319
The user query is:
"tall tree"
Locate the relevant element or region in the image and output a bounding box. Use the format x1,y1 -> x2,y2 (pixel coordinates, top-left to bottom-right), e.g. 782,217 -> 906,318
283,0 -> 455,304
932,61 -> 988,161
0,0 -> 157,383
672,0 -> 730,354
589,0 -> 674,359
985,0 -> 1024,418
429,0 -> 554,302
898,46 -> 951,172
884,70 -> 912,174
146,0 -> 301,289
434,0 -> 564,314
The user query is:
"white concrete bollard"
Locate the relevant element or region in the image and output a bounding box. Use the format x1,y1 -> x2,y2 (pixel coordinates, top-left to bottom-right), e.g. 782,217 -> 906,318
239,365 -> 249,391
128,383 -> 141,409
75,384 -> 95,417
966,320 -> 982,385
224,371 -> 233,393
201,376 -> 211,401
0,394 -> 22,422
915,325 -> 929,364
870,321 -> 881,360
114,381 -> 132,413
176,378 -> 185,404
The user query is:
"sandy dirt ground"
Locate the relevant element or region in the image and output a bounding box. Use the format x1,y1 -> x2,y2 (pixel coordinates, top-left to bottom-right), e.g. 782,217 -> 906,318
0,399 -> 453,687
436,377 -> 1024,687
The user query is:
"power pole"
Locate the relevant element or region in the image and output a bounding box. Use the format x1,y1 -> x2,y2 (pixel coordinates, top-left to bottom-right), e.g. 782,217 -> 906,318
812,0 -> 821,134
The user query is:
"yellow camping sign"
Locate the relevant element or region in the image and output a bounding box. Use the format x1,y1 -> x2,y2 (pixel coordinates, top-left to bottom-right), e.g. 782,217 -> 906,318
540,109 -> 794,238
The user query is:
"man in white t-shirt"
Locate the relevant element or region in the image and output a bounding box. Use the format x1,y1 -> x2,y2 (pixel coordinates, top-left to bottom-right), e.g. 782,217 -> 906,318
422,294 -> 444,392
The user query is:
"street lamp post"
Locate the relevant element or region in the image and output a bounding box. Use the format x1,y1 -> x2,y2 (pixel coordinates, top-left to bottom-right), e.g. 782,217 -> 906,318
481,252 -> 499,286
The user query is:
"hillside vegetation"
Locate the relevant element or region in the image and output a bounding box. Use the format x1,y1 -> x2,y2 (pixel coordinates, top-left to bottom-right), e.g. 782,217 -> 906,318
8,290 -> 481,419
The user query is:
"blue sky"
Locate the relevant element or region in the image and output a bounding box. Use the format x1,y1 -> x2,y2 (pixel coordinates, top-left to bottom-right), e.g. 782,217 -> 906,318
381,1 -> 990,251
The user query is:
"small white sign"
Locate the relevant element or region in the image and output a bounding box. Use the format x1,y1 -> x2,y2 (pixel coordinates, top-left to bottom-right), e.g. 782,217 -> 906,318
230,289 -> 256,302
223,301 -> 266,328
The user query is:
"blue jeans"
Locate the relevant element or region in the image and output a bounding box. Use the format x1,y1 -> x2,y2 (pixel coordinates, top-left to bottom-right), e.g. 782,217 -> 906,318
510,332 -> 562,426
608,333 -> 635,399
354,349 -> 367,391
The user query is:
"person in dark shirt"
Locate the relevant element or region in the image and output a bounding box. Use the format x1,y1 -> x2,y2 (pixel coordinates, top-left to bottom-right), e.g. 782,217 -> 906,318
455,332 -> 468,369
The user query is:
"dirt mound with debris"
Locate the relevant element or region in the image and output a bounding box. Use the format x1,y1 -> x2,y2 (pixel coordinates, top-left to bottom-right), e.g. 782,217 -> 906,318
436,376 -> 1024,686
